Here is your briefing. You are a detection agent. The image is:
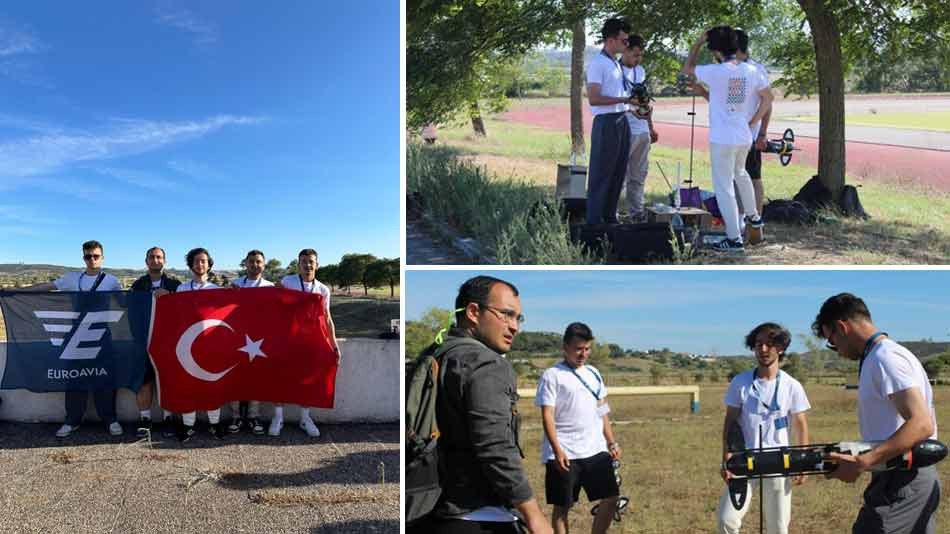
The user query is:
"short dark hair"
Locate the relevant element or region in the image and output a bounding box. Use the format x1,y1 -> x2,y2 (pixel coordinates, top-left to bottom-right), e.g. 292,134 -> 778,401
563,322 -> 594,344
245,249 -> 265,260
83,240 -> 103,253
454,275 -> 519,326
626,34 -> 646,50
298,248 -> 318,260
145,246 -> 165,258
600,18 -> 631,41
812,293 -> 872,338
736,29 -> 749,54
185,247 -> 214,271
706,25 -> 738,56
745,322 -> 791,359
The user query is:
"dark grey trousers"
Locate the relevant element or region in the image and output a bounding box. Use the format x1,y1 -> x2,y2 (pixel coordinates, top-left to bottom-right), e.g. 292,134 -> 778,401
586,112 -> 631,224
65,389 -> 117,426
852,465 -> 940,534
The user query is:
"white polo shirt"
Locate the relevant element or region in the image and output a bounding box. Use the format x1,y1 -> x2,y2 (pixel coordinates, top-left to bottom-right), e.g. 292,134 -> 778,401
858,338 -> 937,442
587,51 -> 628,116
724,369 -> 810,449
622,64 -> 650,135
535,361 -> 609,462
54,271 -> 122,291
232,276 -> 275,288
745,59 -> 770,140
176,280 -> 220,292
280,274 -> 331,312
695,60 -> 767,145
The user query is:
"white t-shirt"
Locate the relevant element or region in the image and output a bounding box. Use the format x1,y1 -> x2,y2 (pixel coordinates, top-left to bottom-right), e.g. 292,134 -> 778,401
623,64 -> 650,135
745,59 -> 770,140
232,276 -> 275,288
535,362 -> 609,462
280,274 -> 331,312
53,271 -> 122,292
176,280 -> 220,292
695,60 -> 767,145
586,51 -> 627,116
858,338 -> 937,442
724,369 -> 810,449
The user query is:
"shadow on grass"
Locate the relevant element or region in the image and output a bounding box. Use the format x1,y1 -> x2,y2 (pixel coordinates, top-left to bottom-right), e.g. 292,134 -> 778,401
310,519 -> 399,534
217,449 -> 398,489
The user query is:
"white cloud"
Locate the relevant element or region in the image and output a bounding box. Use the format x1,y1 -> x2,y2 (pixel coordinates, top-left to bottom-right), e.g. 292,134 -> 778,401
0,114 -> 264,179
96,167 -> 184,192
0,17 -> 42,57
154,5 -> 218,45
167,159 -> 228,182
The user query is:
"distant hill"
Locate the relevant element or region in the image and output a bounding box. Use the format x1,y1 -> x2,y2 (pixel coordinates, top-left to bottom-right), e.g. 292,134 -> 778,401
0,263 -> 238,284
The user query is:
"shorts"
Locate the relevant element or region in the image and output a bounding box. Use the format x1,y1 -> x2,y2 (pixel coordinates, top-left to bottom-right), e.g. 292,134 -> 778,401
745,143 -> 762,181
142,359 -> 155,385
545,451 -> 619,507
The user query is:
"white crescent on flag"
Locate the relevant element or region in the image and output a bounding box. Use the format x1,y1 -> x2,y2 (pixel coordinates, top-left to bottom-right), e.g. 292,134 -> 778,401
175,319 -> 239,382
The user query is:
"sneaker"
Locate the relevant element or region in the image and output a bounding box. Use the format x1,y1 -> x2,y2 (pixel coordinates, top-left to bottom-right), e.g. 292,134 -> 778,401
55,424 -> 78,438
268,418 -> 283,437
135,418 -> 152,438
227,417 -> 244,434
711,237 -> 745,252
178,424 -> 196,443
161,416 -> 177,438
745,215 -> 764,228
208,423 -> 225,440
250,418 -> 265,435
108,422 -> 123,436
299,418 -> 320,438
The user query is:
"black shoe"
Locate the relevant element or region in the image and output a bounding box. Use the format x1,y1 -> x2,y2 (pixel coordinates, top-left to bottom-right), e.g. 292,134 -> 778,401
136,417 -> 153,439
711,237 -> 744,253
227,417 -> 244,434
208,423 -> 225,440
161,416 -> 177,438
745,215 -> 764,228
250,418 -> 265,435
178,424 -> 196,443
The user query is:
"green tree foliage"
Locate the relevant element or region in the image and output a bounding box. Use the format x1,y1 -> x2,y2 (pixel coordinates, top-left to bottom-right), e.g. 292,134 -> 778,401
362,258 -> 400,297
316,264 -> 339,288
649,364 -> 665,385
405,307 -> 455,358
337,253 -> 377,294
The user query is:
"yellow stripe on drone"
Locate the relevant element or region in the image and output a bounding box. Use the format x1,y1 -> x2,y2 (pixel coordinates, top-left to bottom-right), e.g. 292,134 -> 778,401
747,457 -> 754,471
783,454 -> 790,469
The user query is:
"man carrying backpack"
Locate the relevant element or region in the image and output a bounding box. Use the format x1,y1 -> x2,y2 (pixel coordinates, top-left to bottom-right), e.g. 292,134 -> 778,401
407,275 -> 552,534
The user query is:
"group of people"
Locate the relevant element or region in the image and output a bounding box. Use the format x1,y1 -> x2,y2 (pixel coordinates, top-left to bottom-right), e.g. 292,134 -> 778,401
409,275 -> 940,534
586,18 -> 773,253
23,240 -> 341,443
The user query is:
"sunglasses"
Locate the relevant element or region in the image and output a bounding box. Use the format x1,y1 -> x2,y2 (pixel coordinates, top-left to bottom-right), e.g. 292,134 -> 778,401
83,254 -> 102,261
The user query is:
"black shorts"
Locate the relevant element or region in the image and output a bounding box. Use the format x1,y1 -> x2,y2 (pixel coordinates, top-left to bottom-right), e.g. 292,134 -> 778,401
545,451 -> 619,507
745,142 -> 762,181
408,517 -> 522,534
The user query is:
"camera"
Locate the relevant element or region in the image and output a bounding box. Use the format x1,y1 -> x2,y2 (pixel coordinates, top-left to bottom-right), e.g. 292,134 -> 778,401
628,82 -> 654,117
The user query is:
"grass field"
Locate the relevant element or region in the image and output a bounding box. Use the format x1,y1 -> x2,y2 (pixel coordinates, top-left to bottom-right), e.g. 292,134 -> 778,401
516,383 -> 949,534
420,116 -> 950,264
787,111 -> 950,132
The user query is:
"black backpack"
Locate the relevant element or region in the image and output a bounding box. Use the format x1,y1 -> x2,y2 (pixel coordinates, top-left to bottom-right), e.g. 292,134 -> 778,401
404,336 -> 480,524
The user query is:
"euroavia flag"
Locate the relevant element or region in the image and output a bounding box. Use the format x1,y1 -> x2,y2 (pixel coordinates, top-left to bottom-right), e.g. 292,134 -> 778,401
0,290 -> 152,392
148,287 -> 337,412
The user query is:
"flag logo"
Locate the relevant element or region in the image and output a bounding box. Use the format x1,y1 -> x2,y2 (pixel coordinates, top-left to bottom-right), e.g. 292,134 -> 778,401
34,310 -> 125,360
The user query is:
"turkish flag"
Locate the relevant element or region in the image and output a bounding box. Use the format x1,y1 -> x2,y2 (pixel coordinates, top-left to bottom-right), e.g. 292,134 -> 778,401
147,287 -> 337,412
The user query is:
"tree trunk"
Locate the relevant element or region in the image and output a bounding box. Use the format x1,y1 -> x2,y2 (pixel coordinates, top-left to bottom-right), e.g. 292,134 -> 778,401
390,281 -> 394,298
799,0 -> 846,199
570,17 -> 586,158
470,100 -> 486,136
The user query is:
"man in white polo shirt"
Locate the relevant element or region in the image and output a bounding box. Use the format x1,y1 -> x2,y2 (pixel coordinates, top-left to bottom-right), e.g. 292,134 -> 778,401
813,293 -> 940,534
227,249 -> 275,435
25,240 -> 124,438
718,322 -> 810,534
536,322 -> 621,534
586,17 -> 633,225
620,35 -> 659,222
682,26 -> 771,252
274,248 -> 341,438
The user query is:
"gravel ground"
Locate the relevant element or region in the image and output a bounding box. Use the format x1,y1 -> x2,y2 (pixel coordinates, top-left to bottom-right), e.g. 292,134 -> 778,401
0,422 -> 399,534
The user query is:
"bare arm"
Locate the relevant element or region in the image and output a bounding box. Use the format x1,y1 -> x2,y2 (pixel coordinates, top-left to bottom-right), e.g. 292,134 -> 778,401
21,282 -> 56,291
541,405 -> 569,473
748,87 -> 774,129
514,498 -> 554,534
602,409 -> 621,459
721,405 -> 741,481
681,31 -> 707,80
828,387 -> 934,483
791,411 -> 810,484
325,309 -> 341,363
587,83 -> 629,107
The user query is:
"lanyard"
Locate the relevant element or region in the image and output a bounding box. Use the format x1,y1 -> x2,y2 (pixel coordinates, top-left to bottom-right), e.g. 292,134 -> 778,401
567,363 -> 603,400
298,274 -> 317,293
750,368 -> 780,413
78,272 -> 104,292
601,49 -> 628,93
190,280 -> 205,291
859,331 -> 887,375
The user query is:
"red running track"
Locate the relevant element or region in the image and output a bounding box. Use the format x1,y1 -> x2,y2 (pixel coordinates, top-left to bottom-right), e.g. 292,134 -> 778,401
501,106 -> 950,193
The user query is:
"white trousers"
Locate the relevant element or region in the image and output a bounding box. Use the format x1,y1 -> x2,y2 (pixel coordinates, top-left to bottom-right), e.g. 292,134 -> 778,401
717,477 -> 792,534
710,143 -> 758,240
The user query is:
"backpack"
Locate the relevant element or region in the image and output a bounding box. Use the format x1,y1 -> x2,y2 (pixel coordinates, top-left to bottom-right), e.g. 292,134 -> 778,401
404,336 -> 481,524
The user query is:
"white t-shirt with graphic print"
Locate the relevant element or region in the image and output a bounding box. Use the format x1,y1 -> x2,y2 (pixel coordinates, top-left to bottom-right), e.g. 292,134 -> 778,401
695,60 -> 767,145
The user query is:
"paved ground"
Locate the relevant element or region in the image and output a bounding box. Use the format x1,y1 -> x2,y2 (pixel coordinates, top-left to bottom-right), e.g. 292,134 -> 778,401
502,95 -> 950,192
0,422 -> 399,534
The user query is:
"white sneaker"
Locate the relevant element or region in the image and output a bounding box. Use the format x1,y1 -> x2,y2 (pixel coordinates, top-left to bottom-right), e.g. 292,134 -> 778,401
108,422 -> 123,436
55,424 -> 78,438
299,418 -> 320,437
268,418 -> 283,437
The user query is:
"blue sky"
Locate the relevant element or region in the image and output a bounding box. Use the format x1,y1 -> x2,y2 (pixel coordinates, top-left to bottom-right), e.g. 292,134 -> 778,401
0,2 -> 398,270
406,270 -> 950,355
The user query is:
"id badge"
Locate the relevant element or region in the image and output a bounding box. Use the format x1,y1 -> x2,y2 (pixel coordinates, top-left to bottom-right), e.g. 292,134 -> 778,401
774,416 -> 788,430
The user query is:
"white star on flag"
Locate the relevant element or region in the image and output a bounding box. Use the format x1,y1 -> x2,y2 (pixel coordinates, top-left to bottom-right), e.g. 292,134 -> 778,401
237,334 -> 267,362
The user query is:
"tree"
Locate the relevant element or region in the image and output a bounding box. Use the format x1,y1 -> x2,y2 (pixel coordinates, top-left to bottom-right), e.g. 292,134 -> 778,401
337,253 -> 377,293
316,264 -> 339,289
263,258 -> 284,282
363,259 -> 390,295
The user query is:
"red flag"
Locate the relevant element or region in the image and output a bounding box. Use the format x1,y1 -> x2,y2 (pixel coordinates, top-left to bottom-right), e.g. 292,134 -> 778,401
147,287 -> 337,412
